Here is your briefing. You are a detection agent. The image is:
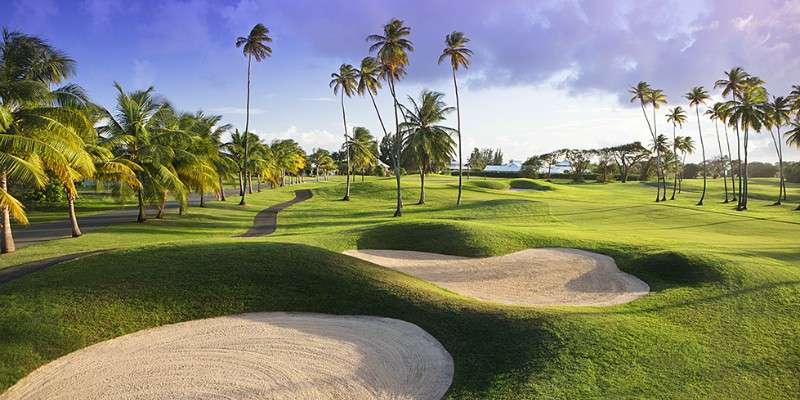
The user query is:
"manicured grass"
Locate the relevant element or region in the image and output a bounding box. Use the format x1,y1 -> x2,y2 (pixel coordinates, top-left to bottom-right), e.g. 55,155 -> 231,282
510,178 -> 553,190
0,175 -> 798,398
468,179 -> 510,190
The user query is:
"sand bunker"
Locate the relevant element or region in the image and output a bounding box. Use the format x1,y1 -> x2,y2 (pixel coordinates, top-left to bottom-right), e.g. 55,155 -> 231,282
1,313 -> 453,400
345,248 -> 649,306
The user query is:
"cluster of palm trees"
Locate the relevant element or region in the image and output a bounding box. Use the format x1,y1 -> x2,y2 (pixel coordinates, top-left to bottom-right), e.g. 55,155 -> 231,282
631,68 -> 800,210
0,28 -> 309,254
329,19 -> 472,215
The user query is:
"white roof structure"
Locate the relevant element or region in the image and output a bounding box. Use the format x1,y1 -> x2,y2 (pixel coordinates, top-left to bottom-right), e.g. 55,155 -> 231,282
538,160 -> 572,174
484,160 -> 523,173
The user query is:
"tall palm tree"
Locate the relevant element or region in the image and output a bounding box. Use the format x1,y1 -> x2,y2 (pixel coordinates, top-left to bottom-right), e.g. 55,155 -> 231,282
651,134 -> 670,188
438,31 -> 472,206
235,23 -> 272,206
99,83 -> 187,222
400,90 -> 456,204
629,81 -> 661,201
356,57 -> 388,137
330,63 -> 358,200
763,96 -> 791,204
666,106 -> 687,200
686,87 -> 710,205
649,88 -> 669,200
726,84 -> 767,210
368,18 -> 413,216
715,67 -> 749,208
786,117 -> 800,210
706,103 -> 730,202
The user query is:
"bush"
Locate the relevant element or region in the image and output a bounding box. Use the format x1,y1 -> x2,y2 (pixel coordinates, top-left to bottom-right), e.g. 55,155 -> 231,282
682,163 -> 701,178
747,161 -> 778,178
785,162 -> 800,183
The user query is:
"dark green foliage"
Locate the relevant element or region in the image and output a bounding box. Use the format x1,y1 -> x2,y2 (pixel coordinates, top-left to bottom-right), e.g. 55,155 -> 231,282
747,161 -> 778,178
509,179 -> 552,190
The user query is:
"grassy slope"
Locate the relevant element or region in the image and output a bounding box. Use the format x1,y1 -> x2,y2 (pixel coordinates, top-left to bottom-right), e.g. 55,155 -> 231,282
0,175 -> 799,399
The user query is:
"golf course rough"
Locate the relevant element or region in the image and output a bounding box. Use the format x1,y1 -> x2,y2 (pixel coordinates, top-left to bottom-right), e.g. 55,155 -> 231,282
0,313 -> 454,400
345,248 -> 650,306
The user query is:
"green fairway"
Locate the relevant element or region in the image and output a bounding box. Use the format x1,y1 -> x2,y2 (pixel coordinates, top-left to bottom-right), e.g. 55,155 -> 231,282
0,176 -> 798,399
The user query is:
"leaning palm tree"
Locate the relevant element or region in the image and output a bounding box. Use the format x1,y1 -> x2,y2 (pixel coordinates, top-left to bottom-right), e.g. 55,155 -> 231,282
629,81 -> 661,201
706,103 -> 730,202
763,96 -> 791,204
438,31 -> 472,206
368,18 -> 414,216
235,23 -> 272,206
686,87 -> 710,205
400,90 -> 456,204
665,106 -> 687,200
726,84 -> 767,210
715,67 -> 750,207
330,63 -> 358,200
356,57 -> 388,137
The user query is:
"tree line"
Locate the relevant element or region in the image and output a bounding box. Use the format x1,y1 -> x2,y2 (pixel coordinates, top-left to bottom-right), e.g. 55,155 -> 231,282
630,68 -> 800,210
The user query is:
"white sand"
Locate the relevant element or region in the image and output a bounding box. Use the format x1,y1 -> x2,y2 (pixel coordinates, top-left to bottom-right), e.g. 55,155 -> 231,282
345,248 -> 649,306
1,313 -> 453,400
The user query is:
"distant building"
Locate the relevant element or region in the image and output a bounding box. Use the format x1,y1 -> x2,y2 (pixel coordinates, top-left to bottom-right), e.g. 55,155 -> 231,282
538,160 -> 572,175
447,160 -> 470,172
483,160 -> 523,173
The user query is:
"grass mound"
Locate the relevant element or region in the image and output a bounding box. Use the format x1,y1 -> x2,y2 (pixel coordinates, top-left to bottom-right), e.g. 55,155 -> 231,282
469,180 -> 510,190
510,179 -> 553,191
355,221 -> 527,257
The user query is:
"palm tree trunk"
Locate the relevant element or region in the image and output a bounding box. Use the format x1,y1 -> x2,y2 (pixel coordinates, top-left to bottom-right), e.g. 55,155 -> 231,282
671,123 -> 678,200
238,170 -> 244,196
714,120 -> 729,203
219,176 -> 226,201
723,123 -> 737,201
452,67 -> 463,206
199,190 -> 205,208
367,91 -> 389,137
743,127 -> 750,210
247,172 -> 253,194
1,173 -> 16,254
768,128 -> 782,204
240,54 -> 252,206
156,191 -> 166,219
341,90 -> 351,201
137,189 -> 146,223
389,76 -> 402,217
418,168 -> 425,205
777,126 -> 786,201
738,125 -> 748,210
639,103 -> 661,202
257,174 -> 262,192
653,105 -> 666,201
65,188 -> 82,237
695,106 -> 707,206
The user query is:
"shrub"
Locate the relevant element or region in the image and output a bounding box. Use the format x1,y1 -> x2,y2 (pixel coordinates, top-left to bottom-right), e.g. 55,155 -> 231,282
785,162 -> 800,183
509,179 -> 552,190
471,180 -> 510,190
682,163 -> 701,178
747,161 -> 778,178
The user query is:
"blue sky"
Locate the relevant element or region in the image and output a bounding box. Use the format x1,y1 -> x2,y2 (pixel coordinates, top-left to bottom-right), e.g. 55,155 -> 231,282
2,0 -> 799,162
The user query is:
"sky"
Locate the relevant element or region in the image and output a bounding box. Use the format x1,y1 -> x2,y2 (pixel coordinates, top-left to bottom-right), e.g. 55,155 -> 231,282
2,0 -> 799,163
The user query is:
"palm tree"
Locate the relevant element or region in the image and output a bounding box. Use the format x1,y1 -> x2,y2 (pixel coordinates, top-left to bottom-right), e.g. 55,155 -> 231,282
715,67 -> 749,208
686,87 -> 710,205
235,23 -> 272,206
649,88 -> 669,201
674,135 -> 695,192
763,96 -> 791,204
706,103 -> 730,202
787,117 -> 800,210
330,63 -> 358,200
629,82 -> 661,201
715,102 -> 737,201
368,18 -> 414,216
351,127 -> 378,181
356,57 -> 388,137
400,90 -> 456,204
99,83 -> 187,222
650,134 -> 670,189
726,84 -> 767,210
0,30 -> 98,252
438,31 -> 472,206
665,106 -> 687,200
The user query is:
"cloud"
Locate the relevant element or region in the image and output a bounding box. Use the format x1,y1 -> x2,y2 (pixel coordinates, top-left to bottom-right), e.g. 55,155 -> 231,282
82,0 -> 124,28
132,59 -> 156,88
271,125 -> 340,151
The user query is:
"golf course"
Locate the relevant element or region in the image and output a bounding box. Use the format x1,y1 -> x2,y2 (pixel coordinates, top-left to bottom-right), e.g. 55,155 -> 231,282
1,175 -> 798,399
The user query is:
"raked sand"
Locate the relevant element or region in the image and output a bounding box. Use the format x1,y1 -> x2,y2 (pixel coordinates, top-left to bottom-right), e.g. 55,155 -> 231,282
1,313 -> 453,400
345,248 -> 649,306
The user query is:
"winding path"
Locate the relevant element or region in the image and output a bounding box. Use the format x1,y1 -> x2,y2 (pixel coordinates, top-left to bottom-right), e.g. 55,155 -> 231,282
239,189 -> 313,237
